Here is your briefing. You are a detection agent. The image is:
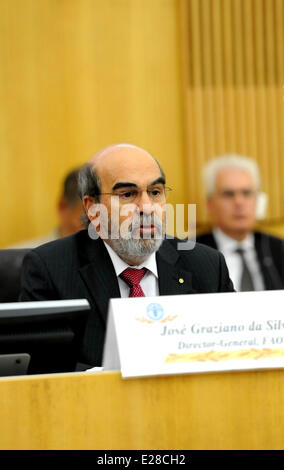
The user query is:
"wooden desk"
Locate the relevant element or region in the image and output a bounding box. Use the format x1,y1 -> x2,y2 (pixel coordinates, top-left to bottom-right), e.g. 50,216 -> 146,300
0,369 -> 283,449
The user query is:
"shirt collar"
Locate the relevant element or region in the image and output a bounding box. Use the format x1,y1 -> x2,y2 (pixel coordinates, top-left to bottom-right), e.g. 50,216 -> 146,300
213,228 -> 255,253
103,241 -> 158,278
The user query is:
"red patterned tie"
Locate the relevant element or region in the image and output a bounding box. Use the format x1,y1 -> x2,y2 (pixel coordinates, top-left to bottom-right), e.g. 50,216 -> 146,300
120,268 -> 147,297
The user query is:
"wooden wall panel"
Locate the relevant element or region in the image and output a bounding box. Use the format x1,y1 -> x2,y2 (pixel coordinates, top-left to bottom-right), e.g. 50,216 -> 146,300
180,0 -> 284,227
0,0 -> 185,247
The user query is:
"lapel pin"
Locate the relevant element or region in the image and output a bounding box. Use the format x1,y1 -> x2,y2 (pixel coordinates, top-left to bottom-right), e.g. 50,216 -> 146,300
179,278 -> 184,284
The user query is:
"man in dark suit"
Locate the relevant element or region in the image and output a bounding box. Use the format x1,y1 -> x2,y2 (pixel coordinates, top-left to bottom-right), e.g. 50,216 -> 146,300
197,154 -> 284,292
20,144 -> 234,368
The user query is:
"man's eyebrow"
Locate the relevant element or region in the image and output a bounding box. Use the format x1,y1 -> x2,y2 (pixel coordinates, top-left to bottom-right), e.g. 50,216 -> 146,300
150,177 -> 166,186
112,177 -> 166,192
221,187 -> 253,192
112,182 -> 138,191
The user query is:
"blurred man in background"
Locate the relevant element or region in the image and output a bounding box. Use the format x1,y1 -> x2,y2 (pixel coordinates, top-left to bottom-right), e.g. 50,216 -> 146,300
197,154 -> 284,291
7,167 -> 84,248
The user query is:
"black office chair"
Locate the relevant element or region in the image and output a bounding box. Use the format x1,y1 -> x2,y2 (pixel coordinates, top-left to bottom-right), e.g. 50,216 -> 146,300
0,249 -> 30,302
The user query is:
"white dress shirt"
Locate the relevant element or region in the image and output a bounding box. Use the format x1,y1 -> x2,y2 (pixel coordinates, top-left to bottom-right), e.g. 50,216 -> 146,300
103,242 -> 159,297
213,228 -> 265,292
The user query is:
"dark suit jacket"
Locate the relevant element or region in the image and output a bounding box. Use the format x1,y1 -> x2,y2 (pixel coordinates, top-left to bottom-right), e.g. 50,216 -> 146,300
20,229 -> 234,367
196,230 -> 284,291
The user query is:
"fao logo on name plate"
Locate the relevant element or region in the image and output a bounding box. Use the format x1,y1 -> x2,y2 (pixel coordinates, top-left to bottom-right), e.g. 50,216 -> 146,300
146,303 -> 164,322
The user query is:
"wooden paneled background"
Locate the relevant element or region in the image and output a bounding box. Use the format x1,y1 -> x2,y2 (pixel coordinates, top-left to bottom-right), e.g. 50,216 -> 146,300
180,0 -> 284,233
1,0 -> 284,247
0,0 -> 185,247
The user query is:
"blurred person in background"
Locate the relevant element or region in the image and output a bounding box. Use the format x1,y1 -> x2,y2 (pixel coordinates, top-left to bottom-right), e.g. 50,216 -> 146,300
7,167 -> 84,248
196,154 -> 284,292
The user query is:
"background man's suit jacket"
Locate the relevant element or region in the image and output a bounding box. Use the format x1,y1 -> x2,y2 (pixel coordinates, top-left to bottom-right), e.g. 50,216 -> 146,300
196,231 -> 284,291
20,229 -> 234,366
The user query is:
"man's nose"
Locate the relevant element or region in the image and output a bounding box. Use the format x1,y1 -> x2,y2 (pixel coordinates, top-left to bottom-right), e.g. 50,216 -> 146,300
233,191 -> 246,204
137,191 -> 154,213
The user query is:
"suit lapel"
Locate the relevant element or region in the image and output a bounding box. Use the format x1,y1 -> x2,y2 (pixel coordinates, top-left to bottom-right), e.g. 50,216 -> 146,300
207,232 -> 218,250
254,232 -> 283,290
157,240 -> 197,295
78,236 -> 120,325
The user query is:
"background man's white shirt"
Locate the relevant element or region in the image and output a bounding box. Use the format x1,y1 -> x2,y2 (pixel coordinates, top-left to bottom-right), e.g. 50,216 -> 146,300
213,228 -> 265,291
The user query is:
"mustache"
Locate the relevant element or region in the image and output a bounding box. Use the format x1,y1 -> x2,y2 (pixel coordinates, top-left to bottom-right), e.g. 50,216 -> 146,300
129,213 -> 163,236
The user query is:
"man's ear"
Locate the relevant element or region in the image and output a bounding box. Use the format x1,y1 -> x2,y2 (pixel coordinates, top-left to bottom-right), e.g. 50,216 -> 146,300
58,196 -> 68,213
83,196 -> 109,237
83,196 -> 97,222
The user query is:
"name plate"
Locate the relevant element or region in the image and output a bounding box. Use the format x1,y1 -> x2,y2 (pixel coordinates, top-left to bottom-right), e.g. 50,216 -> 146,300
102,290 -> 284,378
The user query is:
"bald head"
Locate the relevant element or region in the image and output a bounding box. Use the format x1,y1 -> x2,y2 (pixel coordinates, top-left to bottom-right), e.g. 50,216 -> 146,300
79,143 -> 165,204
90,143 -> 162,183
90,143 -> 153,166
93,144 -> 162,193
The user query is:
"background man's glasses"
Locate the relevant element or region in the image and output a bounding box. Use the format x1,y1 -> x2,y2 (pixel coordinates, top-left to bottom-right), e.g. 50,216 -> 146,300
218,189 -> 256,200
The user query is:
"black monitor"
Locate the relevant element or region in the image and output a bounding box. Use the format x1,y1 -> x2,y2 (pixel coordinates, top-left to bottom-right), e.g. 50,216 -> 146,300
0,299 -> 90,376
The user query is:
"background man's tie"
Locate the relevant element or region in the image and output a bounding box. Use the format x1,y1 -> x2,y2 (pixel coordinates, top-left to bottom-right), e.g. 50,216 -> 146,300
120,268 -> 147,297
235,248 -> 255,291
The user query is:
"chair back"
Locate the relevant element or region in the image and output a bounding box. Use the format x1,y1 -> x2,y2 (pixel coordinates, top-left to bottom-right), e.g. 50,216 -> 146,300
0,249 -> 30,302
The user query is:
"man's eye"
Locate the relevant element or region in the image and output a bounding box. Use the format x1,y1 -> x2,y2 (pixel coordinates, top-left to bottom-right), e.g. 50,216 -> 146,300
151,190 -> 161,196
222,191 -> 234,198
120,191 -> 135,198
243,190 -> 253,197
